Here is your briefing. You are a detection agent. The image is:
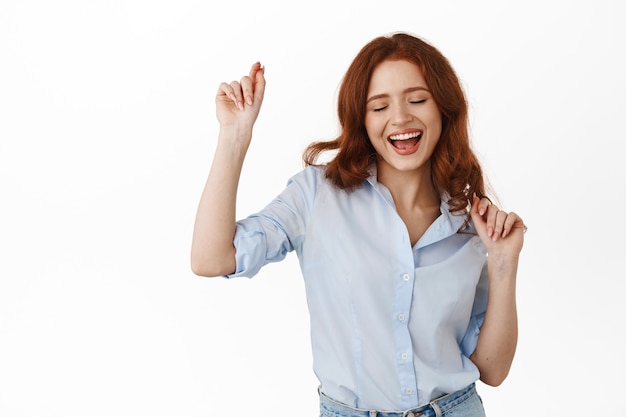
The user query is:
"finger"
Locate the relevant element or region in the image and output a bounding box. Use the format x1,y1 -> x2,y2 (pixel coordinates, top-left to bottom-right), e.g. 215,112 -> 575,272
253,64 -> 266,104
248,61 -> 262,80
229,80 -> 245,111
239,75 -> 254,106
469,195 -> 488,240
216,82 -> 243,111
491,210 -> 508,241
216,82 -> 235,101
477,196 -> 491,216
502,212 -> 521,238
484,203 -> 500,239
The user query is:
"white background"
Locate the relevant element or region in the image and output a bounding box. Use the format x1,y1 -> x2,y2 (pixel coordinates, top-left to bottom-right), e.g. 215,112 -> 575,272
1,1 -> 624,416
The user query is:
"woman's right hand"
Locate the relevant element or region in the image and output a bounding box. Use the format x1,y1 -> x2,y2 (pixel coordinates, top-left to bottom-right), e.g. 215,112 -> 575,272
216,62 -> 266,133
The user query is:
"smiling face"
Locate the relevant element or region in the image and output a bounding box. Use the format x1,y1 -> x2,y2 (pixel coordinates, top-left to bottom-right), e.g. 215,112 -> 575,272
364,59 -> 442,179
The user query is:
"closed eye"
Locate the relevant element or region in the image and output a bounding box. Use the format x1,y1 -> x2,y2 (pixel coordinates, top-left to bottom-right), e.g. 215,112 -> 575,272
410,99 -> 426,104
373,106 -> 388,112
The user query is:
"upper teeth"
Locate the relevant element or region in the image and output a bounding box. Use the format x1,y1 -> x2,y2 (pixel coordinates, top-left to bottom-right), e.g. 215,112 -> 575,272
390,132 -> 421,141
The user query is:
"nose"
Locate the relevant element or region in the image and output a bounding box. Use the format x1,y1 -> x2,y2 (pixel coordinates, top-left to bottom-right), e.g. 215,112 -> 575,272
391,103 -> 412,125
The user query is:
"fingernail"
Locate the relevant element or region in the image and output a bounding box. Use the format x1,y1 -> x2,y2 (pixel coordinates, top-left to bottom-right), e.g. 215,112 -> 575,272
238,101 -> 244,111
479,208 -> 485,216
246,96 -> 253,105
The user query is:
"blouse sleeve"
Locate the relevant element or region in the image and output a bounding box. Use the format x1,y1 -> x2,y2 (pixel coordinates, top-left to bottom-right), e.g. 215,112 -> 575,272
224,166 -> 318,278
459,261 -> 489,356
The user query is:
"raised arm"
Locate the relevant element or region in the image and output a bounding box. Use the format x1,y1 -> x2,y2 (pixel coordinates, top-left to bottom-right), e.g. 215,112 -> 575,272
191,62 -> 266,277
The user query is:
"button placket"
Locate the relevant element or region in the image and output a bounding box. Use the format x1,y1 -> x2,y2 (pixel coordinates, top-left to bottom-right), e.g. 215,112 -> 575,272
396,270 -> 417,403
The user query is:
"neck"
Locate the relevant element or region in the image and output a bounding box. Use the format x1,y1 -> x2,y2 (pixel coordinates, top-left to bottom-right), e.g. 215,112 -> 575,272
377,160 -> 442,247
377,161 -> 440,211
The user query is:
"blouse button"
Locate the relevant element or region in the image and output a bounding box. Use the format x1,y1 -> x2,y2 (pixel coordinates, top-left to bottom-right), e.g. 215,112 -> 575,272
402,274 -> 410,281
398,313 -> 405,321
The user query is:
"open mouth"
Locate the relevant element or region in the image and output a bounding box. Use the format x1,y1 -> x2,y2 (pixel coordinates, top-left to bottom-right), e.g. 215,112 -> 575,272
388,131 -> 422,151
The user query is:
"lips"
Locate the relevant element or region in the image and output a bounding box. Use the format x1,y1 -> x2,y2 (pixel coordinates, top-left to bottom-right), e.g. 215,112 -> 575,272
388,130 -> 422,153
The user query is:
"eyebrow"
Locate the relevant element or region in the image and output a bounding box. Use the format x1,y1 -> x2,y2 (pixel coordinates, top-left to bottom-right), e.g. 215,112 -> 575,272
366,86 -> 431,103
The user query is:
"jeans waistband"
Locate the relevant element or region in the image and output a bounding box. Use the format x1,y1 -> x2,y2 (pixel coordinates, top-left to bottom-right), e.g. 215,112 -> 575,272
319,383 -> 477,417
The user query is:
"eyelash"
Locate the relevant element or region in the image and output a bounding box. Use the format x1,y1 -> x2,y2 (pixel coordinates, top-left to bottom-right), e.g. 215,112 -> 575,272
372,99 -> 426,112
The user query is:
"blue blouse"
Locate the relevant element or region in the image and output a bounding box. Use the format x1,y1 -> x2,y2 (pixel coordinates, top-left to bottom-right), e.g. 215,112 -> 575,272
226,165 -> 488,410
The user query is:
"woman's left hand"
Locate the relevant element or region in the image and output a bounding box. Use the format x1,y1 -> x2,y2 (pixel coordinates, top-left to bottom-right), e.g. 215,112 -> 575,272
470,195 -> 525,259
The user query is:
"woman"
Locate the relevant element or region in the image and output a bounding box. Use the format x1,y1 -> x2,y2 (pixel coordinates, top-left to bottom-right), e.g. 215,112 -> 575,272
191,32 -> 525,417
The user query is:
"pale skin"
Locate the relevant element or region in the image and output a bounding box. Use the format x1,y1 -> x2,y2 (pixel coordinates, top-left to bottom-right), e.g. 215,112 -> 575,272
191,62 -> 265,278
191,61 -> 525,387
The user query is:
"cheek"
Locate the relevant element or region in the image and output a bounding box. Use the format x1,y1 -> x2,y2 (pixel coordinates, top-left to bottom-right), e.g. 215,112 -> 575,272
430,117 -> 442,137
364,115 -> 383,138
364,115 -> 372,134
425,109 -> 443,137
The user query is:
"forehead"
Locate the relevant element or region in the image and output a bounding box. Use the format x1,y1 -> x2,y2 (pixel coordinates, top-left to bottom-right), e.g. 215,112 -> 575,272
368,59 -> 428,92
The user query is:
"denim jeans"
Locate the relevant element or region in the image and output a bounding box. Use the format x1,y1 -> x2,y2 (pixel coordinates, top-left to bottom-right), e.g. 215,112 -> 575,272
319,383 -> 486,417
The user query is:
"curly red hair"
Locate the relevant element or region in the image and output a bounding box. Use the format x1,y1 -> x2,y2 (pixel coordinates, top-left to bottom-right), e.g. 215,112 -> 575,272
303,32 -> 488,214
